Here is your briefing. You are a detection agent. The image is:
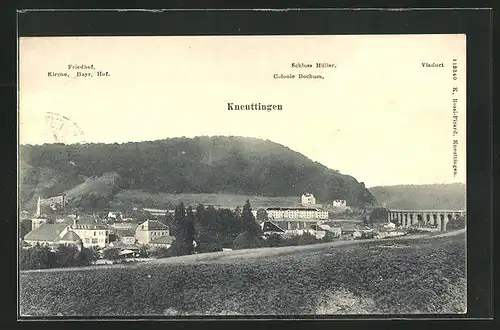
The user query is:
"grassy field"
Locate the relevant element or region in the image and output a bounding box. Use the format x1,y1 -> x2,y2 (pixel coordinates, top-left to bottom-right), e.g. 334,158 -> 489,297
115,190 -> 301,209
19,232 -> 466,316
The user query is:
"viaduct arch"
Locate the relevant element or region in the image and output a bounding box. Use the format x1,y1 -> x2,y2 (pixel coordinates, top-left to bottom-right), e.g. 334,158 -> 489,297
387,209 -> 466,231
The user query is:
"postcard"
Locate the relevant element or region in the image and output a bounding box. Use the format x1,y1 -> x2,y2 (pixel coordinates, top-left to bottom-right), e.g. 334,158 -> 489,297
18,34 -> 466,317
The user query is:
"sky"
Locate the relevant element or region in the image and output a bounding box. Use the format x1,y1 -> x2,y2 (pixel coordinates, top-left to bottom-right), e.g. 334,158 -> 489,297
18,35 -> 466,187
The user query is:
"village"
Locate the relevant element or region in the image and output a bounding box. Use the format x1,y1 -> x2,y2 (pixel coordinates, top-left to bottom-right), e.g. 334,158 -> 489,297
19,192 -> 451,266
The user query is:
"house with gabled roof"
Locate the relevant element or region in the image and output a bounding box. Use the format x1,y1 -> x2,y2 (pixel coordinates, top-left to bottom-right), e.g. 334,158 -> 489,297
135,220 -> 170,245
23,222 -> 83,250
260,220 -> 286,236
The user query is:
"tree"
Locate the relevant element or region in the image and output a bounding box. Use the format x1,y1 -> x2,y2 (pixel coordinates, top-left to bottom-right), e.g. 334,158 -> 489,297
256,208 -> 269,223
169,202 -> 194,256
197,206 -> 221,253
194,204 -> 220,253
162,212 -> 175,230
153,247 -> 170,258
54,244 -> 80,267
173,202 -> 186,240
232,200 -> 263,249
185,206 -> 196,254
234,206 -> 242,228
298,232 -> 318,245
138,245 -> 150,258
194,204 -> 206,251
265,233 -> 283,247
233,231 -> 264,250
20,245 -> 57,270
103,248 -> 121,260
77,247 -> 99,266
108,233 -> 119,243
369,207 -> 389,223
321,231 -> 338,242
215,208 -> 242,248
447,215 -> 466,230
241,200 -> 261,235
131,209 -> 148,223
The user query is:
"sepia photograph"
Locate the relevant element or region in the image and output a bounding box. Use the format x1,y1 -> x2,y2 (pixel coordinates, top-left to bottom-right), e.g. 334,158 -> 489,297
18,33 -> 467,317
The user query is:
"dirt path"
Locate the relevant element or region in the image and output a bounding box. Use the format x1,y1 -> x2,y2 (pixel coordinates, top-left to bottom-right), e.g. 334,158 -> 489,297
20,229 -> 465,273
147,228 -> 466,265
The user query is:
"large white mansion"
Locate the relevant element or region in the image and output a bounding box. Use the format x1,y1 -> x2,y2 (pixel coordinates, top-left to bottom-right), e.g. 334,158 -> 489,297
301,193 -> 316,206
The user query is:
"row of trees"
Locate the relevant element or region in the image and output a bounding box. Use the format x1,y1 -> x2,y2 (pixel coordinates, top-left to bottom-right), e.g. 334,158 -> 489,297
162,200 -> 343,258
20,244 -> 99,270
165,200 -> 263,256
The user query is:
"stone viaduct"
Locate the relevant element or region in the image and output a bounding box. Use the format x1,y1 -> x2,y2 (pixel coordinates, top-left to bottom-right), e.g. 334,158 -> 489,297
387,209 -> 466,231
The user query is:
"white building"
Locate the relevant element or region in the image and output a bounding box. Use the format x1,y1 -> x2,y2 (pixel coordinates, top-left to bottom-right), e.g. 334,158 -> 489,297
135,220 -> 170,245
332,199 -> 347,208
107,212 -> 123,221
266,207 -> 328,220
301,193 -> 316,206
284,229 -> 327,240
70,216 -> 109,248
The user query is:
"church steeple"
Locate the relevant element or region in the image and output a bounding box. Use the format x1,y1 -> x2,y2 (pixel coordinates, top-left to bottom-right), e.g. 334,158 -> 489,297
31,196 -> 47,231
35,196 -> 41,218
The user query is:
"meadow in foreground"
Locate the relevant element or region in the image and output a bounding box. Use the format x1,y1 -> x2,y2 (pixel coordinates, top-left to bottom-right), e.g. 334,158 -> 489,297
19,233 -> 466,316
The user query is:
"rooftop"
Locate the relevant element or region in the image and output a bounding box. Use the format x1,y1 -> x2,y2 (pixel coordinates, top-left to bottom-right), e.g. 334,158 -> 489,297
72,216 -> 108,229
113,228 -> 137,237
261,221 -> 285,233
108,241 -> 139,249
24,223 -> 68,242
138,220 -> 169,231
60,230 -> 82,242
266,207 -> 322,211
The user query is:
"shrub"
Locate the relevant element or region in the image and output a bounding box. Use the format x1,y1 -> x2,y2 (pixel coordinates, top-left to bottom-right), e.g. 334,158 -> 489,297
447,216 -> 466,230
197,242 -> 223,254
103,248 -> 121,260
265,234 -> 283,247
138,246 -> 150,258
298,232 -> 320,245
281,234 -> 301,247
166,240 -> 193,257
77,247 -> 98,266
321,231 -> 339,242
150,247 -> 170,258
20,245 -> 57,270
233,231 -> 264,250
54,245 -> 81,268
361,231 -> 377,239
20,244 -> 97,270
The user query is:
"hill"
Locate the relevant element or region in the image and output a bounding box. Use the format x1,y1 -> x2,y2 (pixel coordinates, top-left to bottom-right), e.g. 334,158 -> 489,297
19,136 -> 376,210
369,183 -> 466,210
